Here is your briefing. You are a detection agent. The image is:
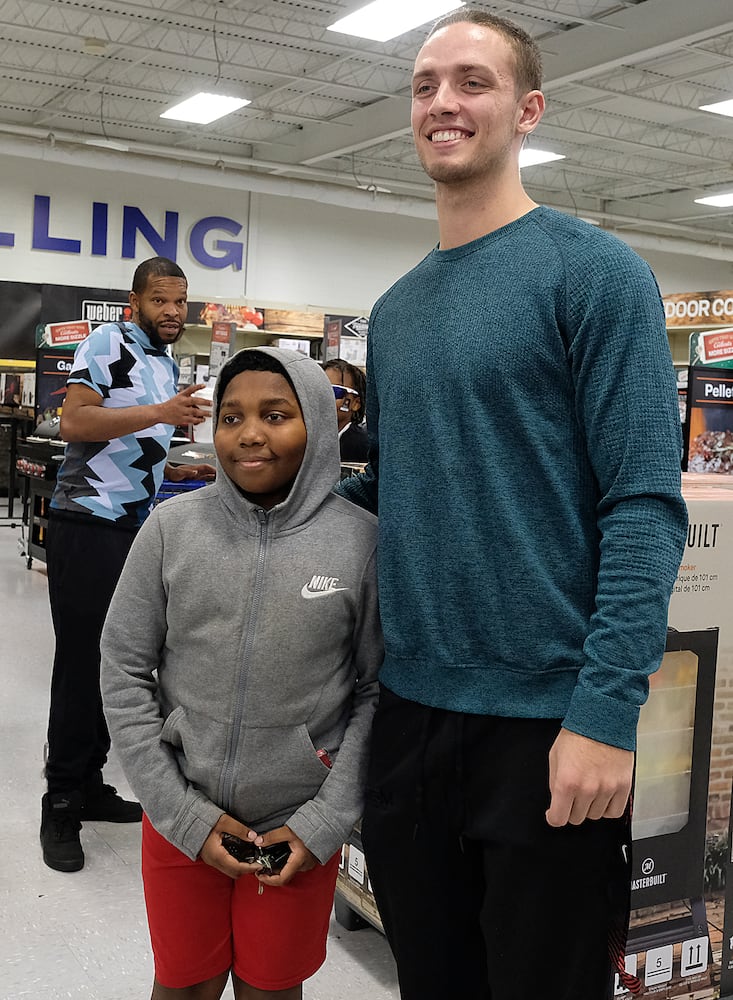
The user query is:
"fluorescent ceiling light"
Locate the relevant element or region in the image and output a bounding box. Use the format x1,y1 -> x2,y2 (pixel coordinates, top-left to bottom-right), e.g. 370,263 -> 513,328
328,0 -> 464,43
519,148 -> 565,167
85,138 -> 129,152
160,92 -> 250,125
699,98 -> 733,118
695,193 -> 733,208
83,37 -> 107,55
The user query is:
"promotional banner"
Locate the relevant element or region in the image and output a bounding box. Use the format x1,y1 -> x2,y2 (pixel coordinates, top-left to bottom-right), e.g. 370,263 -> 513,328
684,366 -> 733,475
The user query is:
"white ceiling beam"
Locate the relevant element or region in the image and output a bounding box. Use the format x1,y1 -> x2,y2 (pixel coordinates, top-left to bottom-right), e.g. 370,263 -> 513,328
280,96 -> 412,167
542,0 -> 733,90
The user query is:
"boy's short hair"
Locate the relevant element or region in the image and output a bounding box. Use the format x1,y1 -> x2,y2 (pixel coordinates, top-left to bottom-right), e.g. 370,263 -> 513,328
214,349 -> 298,424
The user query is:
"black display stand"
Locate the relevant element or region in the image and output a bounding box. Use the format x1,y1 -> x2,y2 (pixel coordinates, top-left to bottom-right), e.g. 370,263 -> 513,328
21,477 -> 54,568
15,437 -> 62,567
0,410 -> 34,521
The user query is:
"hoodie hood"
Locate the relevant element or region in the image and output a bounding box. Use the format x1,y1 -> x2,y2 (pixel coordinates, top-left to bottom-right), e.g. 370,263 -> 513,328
212,346 -> 341,529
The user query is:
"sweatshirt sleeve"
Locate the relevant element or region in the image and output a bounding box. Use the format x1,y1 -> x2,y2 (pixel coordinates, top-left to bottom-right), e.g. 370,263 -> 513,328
100,513 -> 224,859
285,547 -> 383,862
560,249 -> 688,750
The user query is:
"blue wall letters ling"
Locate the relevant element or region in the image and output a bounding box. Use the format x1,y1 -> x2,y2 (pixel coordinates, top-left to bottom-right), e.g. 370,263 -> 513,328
0,195 -> 244,270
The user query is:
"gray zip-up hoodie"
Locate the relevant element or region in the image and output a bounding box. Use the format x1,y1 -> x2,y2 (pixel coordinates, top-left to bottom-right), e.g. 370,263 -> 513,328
101,347 -> 382,863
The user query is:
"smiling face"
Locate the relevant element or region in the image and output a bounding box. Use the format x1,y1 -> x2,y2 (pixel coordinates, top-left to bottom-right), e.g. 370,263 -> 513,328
411,21 -> 542,187
215,369 -> 307,509
129,275 -> 188,347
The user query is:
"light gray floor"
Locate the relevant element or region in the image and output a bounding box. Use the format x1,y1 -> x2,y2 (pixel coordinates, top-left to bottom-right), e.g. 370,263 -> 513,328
0,513 -> 399,1000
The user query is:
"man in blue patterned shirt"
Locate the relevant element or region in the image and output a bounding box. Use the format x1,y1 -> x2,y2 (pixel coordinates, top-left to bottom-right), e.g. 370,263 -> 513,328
41,256 -> 215,873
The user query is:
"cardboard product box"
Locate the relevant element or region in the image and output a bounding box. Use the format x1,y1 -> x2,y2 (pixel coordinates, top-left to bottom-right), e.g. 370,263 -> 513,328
2,373 -> 21,407
273,338 -> 312,356
335,827 -> 383,933
618,475 -> 733,999
21,373 -> 36,410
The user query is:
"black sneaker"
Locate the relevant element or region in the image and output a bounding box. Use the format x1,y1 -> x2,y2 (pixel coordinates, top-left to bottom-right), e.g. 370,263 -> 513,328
40,792 -> 84,872
80,782 -> 142,823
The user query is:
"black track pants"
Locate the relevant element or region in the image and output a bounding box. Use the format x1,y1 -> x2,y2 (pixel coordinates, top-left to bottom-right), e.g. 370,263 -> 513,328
361,686 -> 632,1000
45,512 -> 136,794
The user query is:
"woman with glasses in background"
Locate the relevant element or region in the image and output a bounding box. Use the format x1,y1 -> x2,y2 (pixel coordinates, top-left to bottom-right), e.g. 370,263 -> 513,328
324,358 -> 369,464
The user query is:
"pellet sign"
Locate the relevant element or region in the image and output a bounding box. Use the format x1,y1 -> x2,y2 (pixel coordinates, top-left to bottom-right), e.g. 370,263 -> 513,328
0,194 -> 244,270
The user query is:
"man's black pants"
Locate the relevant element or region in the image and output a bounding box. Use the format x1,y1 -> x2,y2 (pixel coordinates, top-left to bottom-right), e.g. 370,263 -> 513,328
361,686 -> 632,1000
45,512 -> 136,795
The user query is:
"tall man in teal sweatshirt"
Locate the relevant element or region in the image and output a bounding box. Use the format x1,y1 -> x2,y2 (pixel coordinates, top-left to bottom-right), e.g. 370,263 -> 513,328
337,9 -> 687,1000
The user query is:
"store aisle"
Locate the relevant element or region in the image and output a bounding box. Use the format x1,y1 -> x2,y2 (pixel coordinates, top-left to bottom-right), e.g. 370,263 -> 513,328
0,521 -> 399,1000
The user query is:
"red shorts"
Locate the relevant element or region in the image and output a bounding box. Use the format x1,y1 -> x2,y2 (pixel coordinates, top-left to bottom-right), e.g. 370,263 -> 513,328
141,815 -> 340,990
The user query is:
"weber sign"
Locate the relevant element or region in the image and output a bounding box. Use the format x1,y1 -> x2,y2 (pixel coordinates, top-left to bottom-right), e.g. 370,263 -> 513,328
82,300 -> 130,326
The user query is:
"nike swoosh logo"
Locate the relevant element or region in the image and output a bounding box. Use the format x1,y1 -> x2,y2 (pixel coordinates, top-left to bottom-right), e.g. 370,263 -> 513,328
301,585 -> 349,599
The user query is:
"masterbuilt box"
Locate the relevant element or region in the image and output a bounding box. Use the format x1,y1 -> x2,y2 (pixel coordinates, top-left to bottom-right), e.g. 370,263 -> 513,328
618,474 -> 733,998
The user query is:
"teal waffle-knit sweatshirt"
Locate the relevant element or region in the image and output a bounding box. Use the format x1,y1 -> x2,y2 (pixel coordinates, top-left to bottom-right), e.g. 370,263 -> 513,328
337,206 -> 687,751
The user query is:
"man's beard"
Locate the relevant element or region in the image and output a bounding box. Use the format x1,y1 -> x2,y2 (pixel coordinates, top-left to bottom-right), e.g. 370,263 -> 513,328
417,133 -> 514,186
137,310 -> 184,350
420,157 -> 481,184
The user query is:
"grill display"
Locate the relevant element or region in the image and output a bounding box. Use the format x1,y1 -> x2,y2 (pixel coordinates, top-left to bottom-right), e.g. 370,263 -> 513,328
629,628 -> 719,952
634,650 -> 699,841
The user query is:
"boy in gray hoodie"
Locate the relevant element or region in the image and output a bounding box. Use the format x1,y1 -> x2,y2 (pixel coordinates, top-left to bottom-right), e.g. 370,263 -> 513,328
101,347 -> 382,1000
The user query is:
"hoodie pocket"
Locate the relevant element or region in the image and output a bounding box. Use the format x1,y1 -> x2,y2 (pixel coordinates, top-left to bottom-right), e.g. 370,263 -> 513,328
160,704 -> 228,796
160,705 -> 185,747
229,724 -> 332,826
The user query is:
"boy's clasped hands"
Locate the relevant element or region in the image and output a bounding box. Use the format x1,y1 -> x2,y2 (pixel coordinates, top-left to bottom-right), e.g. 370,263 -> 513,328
200,815 -> 318,886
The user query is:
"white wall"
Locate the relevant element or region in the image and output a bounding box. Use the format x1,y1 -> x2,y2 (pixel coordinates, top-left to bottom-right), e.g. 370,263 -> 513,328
246,192 -> 436,311
639,249 -> 733,296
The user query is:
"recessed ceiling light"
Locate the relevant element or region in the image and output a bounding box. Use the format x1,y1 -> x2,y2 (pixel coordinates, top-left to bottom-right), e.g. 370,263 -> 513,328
695,193 -> 733,208
83,37 -> 107,55
519,149 -> 565,167
699,98 -> 733,118
160,93 -> 251,125
328,0 -> 465,43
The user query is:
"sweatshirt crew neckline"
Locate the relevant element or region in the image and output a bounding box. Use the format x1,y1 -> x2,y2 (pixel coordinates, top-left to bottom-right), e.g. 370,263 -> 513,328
433,206 -> 544,260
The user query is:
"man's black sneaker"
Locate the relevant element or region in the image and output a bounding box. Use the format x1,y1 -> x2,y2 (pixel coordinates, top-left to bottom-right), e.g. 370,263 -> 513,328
40,792 -> 84,872
80,783 -> 142,823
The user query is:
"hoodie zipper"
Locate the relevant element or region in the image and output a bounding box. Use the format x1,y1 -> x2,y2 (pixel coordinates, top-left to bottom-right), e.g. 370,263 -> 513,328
218,507 -> 270,812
